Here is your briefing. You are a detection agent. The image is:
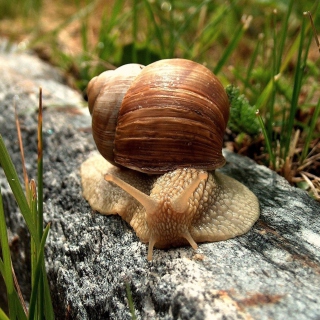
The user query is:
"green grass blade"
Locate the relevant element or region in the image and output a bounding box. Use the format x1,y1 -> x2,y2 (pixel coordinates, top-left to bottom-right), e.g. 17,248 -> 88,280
0,283 -> 27,320
214,15 -> 251,74
0,136 -> 38,241
256,28 -> 304,113
0,199 -> 29,320
266,11 -> 278,143
10,293 -> 28,320
0,308 -> 10,320
0,191 -> 27,320
284,17 -> 307,158
244,33 -> 263,89
0,258 -> 4,275
125,282 -> 137,320
278,5 -> 317,76
171,0 -> 210,57
0,187 -> 17,319
27,0 -> 99,49
190,5 -> 228,60
301,99 -> 320,162
131,0 -> 138,62
28,223 -> 51,320
42,265 -> 55,320
167,0 -> 175,58
106,0 -> 125,33
256,10 -> 314,124
256,111 -> 275,168
142,0 -> 166,57
275,0 -> 294,73
255,75 -> 279,111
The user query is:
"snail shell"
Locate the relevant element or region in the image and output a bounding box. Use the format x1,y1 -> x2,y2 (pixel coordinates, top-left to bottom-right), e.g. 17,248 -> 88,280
87,59 -> 229,173
89,64 -> 145,166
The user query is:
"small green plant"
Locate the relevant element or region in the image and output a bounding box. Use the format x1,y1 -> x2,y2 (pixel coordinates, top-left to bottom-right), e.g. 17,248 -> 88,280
0,89 -> 54,319
226,84 -> 260,136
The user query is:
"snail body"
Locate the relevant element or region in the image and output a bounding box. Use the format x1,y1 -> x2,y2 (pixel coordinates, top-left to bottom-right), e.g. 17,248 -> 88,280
81,59 -> 260,260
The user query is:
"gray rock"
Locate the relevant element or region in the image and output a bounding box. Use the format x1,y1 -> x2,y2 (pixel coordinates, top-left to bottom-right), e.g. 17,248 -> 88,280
0,51 -> 320,320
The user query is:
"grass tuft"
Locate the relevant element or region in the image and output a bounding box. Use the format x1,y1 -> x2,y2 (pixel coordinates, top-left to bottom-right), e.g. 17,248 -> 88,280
0,89 -> 54,319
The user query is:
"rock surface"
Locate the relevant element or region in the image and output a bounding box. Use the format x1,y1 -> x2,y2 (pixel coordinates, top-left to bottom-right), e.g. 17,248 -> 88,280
1,50 -> 320,320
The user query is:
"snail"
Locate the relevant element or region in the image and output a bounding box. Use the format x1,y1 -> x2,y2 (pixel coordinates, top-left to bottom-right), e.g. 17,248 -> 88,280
80,59 -> 260,260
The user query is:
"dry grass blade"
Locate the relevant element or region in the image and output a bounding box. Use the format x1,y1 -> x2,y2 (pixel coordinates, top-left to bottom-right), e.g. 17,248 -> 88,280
37,88 -> 43,162
304,11 -> 320,53
298,142 -> 320,172
30,179 -> 37,201
281,130 -> 300,183
300,172 -> 320,201
14,99 -> 30,201
37,87 -> 44,226
298,153 -> 320,172
11,261 -> 28,316
12,97 -> 31,314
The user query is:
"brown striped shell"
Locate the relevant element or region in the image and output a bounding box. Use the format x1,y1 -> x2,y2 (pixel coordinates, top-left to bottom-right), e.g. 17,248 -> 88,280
88,64 -> 145,166
87,59 -> 229,174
